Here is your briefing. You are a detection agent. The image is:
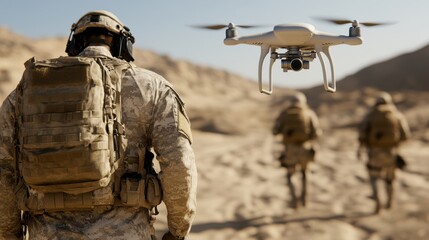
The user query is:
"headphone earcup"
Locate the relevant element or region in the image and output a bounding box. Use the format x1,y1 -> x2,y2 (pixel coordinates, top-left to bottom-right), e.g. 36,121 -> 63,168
65,34 -> 84,56
118,36 -> 134,62
65,38 -> 75,56
123,38 -> 134,61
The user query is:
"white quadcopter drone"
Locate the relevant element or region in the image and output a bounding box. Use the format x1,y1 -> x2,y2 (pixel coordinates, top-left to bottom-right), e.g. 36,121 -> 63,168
195,19 -> 388,95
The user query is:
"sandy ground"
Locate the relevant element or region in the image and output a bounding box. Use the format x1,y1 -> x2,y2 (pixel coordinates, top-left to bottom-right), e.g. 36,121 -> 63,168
155,127 -> 429,240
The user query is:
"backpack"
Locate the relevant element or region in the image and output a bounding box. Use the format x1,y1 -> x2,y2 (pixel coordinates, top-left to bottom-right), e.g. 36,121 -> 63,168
367,105 -> 400,148
16,56 -> 129,195
281,106 -> 311,144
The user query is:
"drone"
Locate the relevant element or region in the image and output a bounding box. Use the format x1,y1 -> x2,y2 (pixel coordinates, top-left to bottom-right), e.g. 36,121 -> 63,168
194,19 -> 388,95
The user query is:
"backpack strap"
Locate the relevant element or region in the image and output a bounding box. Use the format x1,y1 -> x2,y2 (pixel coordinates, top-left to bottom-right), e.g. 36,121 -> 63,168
95,58 -> 130,168
95,57 -> 131,197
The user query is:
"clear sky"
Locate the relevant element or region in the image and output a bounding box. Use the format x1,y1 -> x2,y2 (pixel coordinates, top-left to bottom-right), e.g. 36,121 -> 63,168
1,0 -> 428,89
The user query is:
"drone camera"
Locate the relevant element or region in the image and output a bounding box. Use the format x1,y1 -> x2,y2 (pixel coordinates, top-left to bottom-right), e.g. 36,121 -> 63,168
290,59 -> 303,71
281,58 -> 309,71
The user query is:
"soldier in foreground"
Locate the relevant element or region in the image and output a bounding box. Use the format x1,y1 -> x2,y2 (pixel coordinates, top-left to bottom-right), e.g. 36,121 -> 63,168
0,10 -> 197,240
358,92 -> 410,214
272,92 -> 321,209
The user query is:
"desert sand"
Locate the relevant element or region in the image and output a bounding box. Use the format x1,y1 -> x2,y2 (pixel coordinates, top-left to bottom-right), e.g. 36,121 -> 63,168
153,100 -> 429,240
1,28 -> 428,240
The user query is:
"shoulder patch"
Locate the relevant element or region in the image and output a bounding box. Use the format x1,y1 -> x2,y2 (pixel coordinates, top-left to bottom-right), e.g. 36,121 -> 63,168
176,97 -> 193,144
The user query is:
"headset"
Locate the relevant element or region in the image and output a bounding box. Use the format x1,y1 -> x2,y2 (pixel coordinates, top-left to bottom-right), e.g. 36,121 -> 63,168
65,21 -> 135,62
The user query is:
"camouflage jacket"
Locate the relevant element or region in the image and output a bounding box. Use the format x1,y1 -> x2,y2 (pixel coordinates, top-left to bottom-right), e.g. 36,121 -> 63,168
0,46 -> 197,239
272,104 -> 322,141
358,103 -> 411,147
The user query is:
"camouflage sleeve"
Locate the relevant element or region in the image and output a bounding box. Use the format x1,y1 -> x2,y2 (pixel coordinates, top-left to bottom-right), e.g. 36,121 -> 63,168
0,91 -> 22,240
150,81 -> 197,238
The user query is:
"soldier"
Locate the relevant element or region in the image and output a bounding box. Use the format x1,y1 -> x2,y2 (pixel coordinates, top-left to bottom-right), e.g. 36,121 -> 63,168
358,91 -> 410,214
272,92 -> 321,209
0,10 -> 197,240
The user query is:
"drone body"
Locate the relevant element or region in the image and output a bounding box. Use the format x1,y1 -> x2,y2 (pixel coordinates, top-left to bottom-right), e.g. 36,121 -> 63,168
195,19 -> 387,94
223,22 -> 364,94
224,23 -> 362,48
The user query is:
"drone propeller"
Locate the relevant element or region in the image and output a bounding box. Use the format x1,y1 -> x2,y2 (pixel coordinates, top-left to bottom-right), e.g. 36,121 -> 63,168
192,23 -> 263,30
317,18 -> 393,27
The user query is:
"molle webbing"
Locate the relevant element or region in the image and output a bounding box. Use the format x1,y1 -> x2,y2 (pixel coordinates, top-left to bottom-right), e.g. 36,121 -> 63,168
367,105 -> 400,147
282,107 -> 310,144
23,110 -> 102,123
42,192 -> 94,210
21,188 -> 116,212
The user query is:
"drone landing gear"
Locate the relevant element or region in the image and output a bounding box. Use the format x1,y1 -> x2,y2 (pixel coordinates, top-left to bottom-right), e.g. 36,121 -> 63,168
316,46 -> 336,93
258,45 -> 274,95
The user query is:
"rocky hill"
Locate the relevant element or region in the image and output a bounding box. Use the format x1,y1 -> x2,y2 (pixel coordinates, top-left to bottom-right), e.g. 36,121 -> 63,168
338,44 -> 429,92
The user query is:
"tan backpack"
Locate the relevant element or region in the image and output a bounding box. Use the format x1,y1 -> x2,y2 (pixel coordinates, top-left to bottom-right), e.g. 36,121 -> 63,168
367,105 -> 400,148
281,106 -> 311,144
16,56 -> 129,195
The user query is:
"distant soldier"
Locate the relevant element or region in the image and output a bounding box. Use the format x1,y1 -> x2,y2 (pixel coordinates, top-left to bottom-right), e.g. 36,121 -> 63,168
358,92 -> 410,214
272,92 -> 321,209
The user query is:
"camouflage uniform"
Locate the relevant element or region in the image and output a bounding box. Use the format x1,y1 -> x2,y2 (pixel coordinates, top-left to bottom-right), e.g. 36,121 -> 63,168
0,46 -> 197,239
366,148 -> 397,181
358,92 -> 410,213
272,93 -> 321,208
280,142 -> 315,174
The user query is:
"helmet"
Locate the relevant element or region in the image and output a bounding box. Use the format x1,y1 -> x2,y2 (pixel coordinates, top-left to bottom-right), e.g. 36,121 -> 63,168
375,91 -> 393,105
65,10 -> 135,61
289,92 -> 307,106
73,10 -> 125,35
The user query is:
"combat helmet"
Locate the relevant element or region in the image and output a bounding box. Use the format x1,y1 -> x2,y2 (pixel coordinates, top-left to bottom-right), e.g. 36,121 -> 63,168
66,10 -> 135,61
375,91 -> 393,105
289,92 -> 307,106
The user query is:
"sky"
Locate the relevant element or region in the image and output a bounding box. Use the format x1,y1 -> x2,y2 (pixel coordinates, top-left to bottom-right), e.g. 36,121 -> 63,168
1,0 -> 429,90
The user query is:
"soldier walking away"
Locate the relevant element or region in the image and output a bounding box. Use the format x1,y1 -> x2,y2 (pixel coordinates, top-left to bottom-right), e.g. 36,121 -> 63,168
358,92 -> 410,214
0,10 -> 197,240
272,92 -> 321,209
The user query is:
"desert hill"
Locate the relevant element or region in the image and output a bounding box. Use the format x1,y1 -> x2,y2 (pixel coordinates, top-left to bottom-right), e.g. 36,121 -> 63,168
338,44 -> 429,92
302,43 -> 429,95
1,28 -> 428,240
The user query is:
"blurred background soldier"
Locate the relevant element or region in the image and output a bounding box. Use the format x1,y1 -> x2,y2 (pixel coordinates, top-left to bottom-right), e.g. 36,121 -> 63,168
272,92 -> 321,209
358,91 -> 410,214
0,10 -> 196,240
